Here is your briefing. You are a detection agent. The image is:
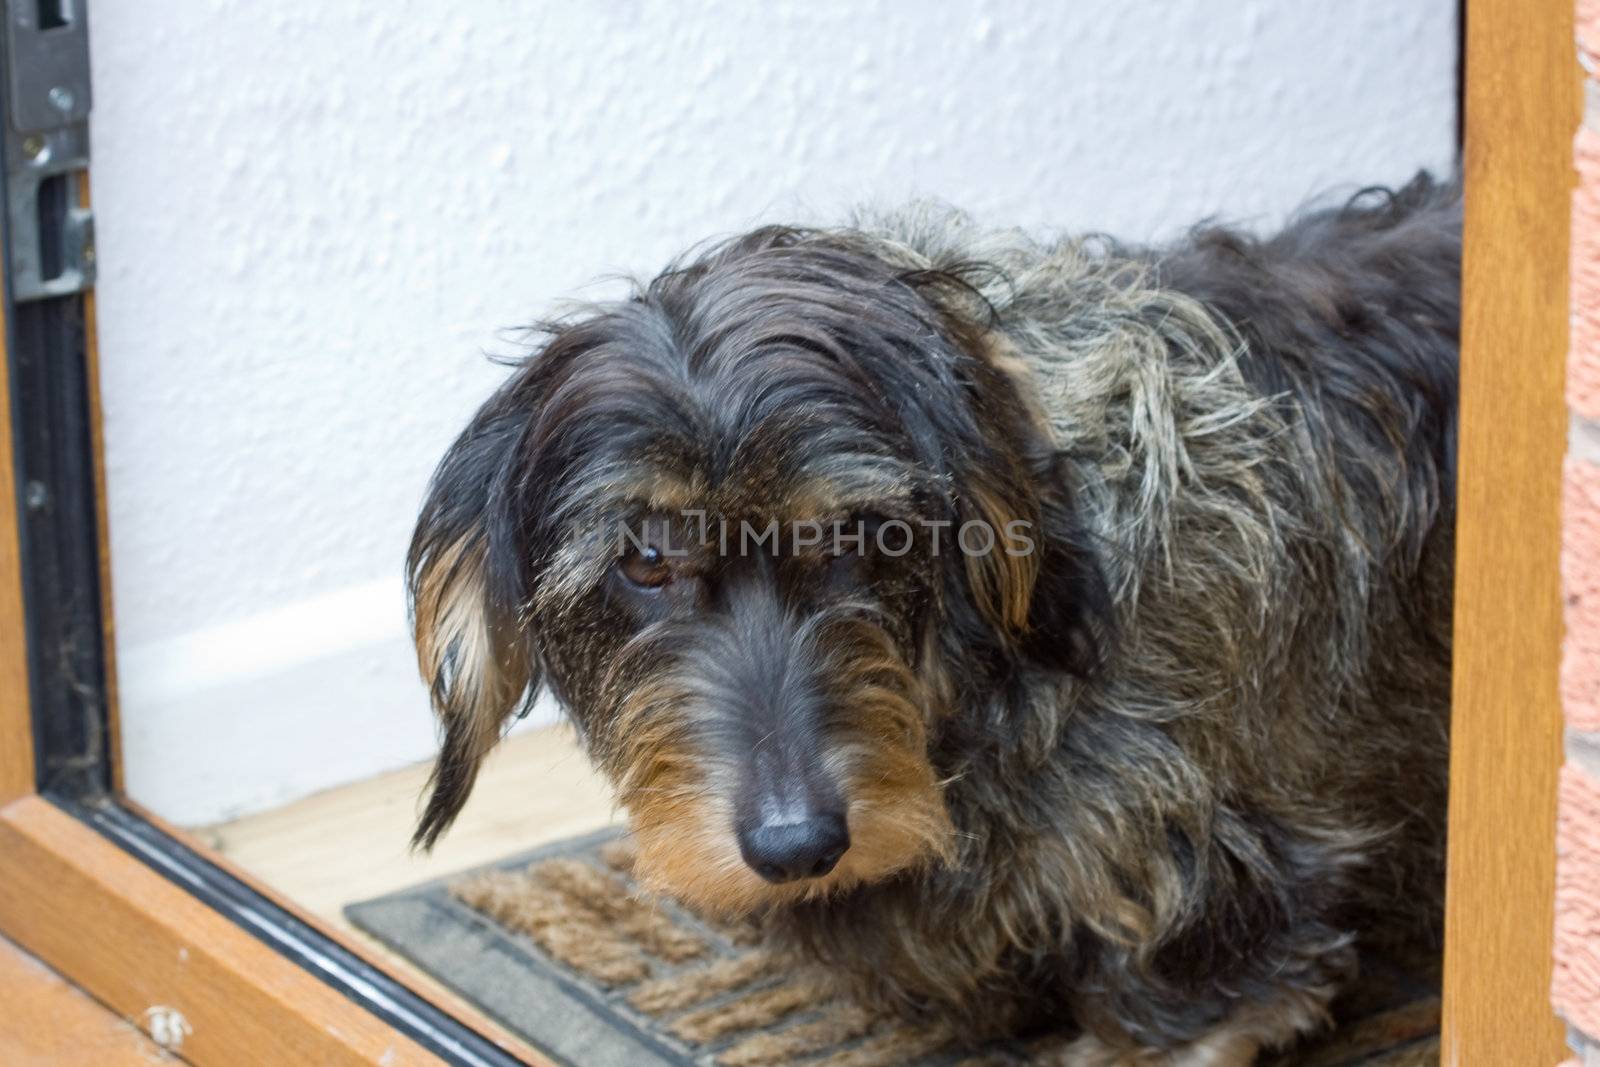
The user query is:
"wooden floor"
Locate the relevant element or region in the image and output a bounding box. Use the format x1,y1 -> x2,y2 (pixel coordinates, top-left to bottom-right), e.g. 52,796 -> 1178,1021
0,933 -> 182,1065
204,723 -> 617,1005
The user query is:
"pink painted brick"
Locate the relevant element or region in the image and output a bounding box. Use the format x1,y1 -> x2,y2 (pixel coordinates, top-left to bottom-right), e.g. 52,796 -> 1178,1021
1554,764 -> 1600,1038
1584,0 -> 1600,66
1563,460 -> 1600,732
1573,127 -> 1600,419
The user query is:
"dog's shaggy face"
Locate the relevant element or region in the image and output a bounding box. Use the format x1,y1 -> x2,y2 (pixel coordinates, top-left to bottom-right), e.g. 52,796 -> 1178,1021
408,228 -> 1107,914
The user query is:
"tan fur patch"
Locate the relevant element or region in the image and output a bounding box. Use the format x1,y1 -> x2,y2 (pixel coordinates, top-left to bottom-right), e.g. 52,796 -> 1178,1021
620,622 -> 954,917
413,536 -> 529,774
961,480 -> 1042,637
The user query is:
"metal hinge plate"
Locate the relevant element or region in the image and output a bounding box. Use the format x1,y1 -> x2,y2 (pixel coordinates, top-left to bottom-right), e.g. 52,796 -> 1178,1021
3,0 -> 93,302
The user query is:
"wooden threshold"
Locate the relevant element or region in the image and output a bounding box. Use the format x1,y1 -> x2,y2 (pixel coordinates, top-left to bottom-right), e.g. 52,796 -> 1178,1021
0,931 -> 183,1066
0,793 -> 448,1067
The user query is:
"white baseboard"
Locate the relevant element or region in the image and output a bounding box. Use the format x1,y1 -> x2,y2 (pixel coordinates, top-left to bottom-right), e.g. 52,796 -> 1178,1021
116,577 -> 558,827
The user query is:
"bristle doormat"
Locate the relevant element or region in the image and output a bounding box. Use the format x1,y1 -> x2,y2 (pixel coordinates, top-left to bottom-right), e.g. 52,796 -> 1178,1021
346,828 -> 1440,1067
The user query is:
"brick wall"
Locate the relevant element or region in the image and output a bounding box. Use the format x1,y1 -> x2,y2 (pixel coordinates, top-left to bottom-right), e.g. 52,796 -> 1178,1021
1556,6 -> 1600,1062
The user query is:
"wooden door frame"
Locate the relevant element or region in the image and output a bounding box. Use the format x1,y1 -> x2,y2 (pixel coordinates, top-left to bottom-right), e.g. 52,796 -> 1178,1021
0,1 -> 1576,1063
1440,0 -> 1576,1061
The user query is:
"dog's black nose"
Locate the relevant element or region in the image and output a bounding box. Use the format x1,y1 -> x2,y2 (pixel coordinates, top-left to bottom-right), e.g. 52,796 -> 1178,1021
738,812 -> 850,883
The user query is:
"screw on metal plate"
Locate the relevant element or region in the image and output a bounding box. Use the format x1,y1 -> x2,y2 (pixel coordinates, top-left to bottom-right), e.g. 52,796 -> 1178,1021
3,0 -> 94,301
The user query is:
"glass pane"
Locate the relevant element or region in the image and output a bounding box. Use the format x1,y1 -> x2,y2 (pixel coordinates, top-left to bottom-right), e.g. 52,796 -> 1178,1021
90,4 -> 1460,1062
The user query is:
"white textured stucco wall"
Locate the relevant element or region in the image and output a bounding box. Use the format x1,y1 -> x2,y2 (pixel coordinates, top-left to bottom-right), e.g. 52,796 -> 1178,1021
89,1 -> 1459,825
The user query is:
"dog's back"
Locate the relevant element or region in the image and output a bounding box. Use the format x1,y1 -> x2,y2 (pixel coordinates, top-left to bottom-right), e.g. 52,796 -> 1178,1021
1155,173 -> 1461,946
1158,173 -> 1460,581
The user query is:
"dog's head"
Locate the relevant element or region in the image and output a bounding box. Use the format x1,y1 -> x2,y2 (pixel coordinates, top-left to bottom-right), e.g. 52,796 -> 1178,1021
407,226 -> 1109,914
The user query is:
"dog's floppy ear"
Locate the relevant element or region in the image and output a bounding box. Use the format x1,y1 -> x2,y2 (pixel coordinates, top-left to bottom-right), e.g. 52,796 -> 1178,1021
408,403 -> 536,849
954,450 -> 1111,676
949,338 -> 1113,677
899,269 -> 1112,675
1010,452 -> 1115,674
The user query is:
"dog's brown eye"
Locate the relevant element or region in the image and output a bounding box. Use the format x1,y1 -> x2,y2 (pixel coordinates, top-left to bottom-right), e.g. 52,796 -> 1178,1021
619,546 -> 673,589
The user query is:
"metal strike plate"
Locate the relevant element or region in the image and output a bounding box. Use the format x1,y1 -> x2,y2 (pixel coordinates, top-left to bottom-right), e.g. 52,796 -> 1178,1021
4,0 -> 94,302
